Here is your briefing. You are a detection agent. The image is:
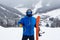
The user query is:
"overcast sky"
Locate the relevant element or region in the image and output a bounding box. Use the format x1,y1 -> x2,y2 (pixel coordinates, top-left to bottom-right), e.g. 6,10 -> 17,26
0,0 -> 40,8
0,0 -> 60,8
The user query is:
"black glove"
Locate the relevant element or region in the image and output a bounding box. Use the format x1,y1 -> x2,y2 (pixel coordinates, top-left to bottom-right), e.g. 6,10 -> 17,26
39,33 -> 42,36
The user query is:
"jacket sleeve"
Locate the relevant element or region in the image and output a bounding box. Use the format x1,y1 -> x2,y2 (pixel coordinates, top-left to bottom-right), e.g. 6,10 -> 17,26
18,18 -> 24,27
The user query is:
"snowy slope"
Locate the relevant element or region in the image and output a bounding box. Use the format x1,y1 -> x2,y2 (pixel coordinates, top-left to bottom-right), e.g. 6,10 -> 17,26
40,27 -> 60,40
45,9 -> 60,18
15,8 -> 28,15
0,26 -> 60,40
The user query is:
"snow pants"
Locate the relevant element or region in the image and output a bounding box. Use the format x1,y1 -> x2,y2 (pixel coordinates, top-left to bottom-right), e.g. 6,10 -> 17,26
22,35 -> 34,40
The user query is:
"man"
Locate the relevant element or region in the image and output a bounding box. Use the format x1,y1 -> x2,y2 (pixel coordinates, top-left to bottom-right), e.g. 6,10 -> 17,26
18,9 -> 40,40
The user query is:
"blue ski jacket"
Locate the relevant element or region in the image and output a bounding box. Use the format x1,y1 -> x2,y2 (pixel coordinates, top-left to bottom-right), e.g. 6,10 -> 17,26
18,16 -> 36,36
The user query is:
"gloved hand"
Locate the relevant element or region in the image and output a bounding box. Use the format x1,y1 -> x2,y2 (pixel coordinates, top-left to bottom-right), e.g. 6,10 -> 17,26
39,33 -> 42,36
19,24 -> 23,27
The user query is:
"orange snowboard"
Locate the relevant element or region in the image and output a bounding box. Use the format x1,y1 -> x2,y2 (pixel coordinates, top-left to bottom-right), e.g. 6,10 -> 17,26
36,16 -> 40,40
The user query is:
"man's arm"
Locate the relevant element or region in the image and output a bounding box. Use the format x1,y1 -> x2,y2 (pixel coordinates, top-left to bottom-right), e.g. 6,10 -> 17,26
18,18 -> 24,27
35,24 -> 40,31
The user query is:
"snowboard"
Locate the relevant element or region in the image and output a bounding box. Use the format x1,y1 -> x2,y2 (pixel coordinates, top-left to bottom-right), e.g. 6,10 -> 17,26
36,16 -> 40,40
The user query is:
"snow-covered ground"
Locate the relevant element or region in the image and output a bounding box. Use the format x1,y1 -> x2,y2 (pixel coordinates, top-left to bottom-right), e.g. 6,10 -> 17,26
0,26 -> 60,40
40,27 -> 60,40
